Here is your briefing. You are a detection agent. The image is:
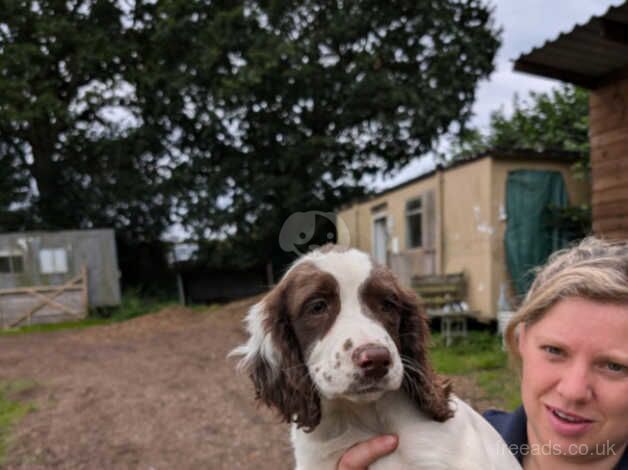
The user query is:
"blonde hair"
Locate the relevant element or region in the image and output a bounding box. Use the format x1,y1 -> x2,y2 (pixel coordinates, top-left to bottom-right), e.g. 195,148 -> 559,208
505,236 -> 628,367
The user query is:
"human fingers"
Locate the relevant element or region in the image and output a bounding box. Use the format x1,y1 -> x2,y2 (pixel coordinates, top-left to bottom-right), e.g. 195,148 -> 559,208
337,435 -> 399,470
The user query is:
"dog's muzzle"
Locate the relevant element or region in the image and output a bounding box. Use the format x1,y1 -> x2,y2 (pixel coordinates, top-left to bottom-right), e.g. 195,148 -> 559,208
352,343 -> 391,380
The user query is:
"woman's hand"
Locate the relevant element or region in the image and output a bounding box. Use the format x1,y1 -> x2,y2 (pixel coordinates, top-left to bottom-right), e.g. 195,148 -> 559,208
337,435 -> 399,470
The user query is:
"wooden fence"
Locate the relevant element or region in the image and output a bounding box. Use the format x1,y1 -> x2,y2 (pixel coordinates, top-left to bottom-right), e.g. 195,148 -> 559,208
0,267 -> 88,329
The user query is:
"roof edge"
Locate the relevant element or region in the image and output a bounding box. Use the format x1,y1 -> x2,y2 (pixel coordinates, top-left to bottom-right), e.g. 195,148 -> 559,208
337,148 -> 582,211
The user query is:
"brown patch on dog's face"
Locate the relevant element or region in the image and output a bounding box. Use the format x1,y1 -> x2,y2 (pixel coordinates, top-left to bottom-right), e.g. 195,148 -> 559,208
266,262 -> 341,357
359,264 -> 454,423
359,266 -> 404,345
250,260 -> 341,432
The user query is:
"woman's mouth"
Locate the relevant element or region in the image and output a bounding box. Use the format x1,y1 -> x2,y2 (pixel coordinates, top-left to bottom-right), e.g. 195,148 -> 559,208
545,405 -> 595,436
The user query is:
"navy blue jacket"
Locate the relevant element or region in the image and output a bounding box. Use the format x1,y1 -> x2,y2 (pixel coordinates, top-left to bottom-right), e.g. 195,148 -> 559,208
483,406 -> 628,469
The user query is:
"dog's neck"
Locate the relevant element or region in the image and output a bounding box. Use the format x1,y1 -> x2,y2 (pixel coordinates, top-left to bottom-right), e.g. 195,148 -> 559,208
305,390 -> 402,443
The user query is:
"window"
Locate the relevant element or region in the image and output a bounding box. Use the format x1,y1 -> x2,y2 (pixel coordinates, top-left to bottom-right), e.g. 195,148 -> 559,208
406,197 -> 422,248
0,251 -> 24,273
372,215 -> 388,265
39,248 -> 69,274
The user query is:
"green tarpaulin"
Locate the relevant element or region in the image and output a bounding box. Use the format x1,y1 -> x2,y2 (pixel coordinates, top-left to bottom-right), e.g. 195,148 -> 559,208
504,170 -> 570,297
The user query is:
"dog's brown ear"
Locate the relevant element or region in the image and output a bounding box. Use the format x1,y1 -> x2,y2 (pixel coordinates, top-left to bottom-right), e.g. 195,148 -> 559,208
398,286 -> 453,422
232,286 -> 321,431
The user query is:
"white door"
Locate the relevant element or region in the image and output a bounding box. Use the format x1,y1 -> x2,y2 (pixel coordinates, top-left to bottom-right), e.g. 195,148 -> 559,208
373,216 -> 388,265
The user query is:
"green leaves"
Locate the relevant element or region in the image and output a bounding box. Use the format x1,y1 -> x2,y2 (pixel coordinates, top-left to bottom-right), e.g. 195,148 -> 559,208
488,85 -> 589,155
177,1 -> 501,257
1,0 -> 501,272
446,84 -> 591,238
449,84 -> 589,170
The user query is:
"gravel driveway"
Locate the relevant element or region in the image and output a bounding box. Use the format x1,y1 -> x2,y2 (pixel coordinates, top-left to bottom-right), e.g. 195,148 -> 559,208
0,296 -> 489,469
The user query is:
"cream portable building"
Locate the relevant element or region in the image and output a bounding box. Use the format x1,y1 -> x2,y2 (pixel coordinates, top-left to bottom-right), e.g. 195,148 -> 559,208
337,150 -> 588,320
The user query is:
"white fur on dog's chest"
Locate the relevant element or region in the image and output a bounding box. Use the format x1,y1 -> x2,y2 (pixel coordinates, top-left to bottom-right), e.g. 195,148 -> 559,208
291,393 -> 520,470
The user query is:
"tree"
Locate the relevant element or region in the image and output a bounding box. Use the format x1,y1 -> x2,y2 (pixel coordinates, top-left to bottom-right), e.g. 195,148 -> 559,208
0,0 -> 195,291
446,84 -> 591,238
0,145 -> 30,230
448,84 -> 589,176
173,0 -> 501,270
1,0 -> 501,278
0,1 -> 181,240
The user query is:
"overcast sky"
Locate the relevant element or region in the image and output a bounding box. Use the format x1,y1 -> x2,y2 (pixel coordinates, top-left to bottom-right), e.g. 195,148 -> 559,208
373,0 -> 626,190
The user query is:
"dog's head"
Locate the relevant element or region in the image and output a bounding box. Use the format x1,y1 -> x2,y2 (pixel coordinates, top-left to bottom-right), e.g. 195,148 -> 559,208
231,245 -> 452,431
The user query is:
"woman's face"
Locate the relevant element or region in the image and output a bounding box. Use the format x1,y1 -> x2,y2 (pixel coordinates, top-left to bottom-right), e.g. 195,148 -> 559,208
518,297 -> 628,462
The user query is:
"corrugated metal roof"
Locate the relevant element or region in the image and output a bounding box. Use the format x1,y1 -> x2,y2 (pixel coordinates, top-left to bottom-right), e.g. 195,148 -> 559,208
514,2 -> 628,89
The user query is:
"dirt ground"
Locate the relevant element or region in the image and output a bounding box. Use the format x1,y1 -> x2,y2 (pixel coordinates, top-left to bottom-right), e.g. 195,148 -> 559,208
1,297 -> 491,470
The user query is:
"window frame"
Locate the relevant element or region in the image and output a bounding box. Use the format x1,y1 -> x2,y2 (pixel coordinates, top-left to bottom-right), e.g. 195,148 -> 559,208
38,248 -> 69,275
0,250 -> 24,274
405,196 -> 423,249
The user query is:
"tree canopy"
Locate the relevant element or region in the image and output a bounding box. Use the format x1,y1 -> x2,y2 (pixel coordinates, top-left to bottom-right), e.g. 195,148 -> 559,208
0,1 -> 182,240
445,83 -> 591,239
1,0 -> 501,279
447,84 -> 589,177
172,0 -> 502,268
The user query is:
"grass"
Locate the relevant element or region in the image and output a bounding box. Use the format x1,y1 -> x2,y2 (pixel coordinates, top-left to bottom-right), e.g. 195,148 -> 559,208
429,331 -> 521,411
0,380 -> 37,465
0,317 -> 110,335
188,302 -> 223,314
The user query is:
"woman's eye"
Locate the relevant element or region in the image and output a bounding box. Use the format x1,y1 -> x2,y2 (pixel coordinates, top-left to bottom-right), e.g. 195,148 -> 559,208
307,299 -> 328,315
542,345 -> 563,356
605,362 -> 627,374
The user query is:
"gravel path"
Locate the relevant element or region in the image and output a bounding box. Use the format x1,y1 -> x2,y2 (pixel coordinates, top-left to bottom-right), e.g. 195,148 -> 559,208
0,296 -> 490,469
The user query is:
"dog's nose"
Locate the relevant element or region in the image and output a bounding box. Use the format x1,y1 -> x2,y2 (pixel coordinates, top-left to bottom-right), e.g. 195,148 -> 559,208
352,344 -> 391,379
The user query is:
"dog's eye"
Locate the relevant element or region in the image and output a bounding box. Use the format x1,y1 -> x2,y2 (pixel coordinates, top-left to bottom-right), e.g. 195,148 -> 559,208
305,299 -> 328,316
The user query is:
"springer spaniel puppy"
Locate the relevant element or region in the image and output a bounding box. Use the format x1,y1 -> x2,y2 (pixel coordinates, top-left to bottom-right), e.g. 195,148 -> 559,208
231,245 -> 520,469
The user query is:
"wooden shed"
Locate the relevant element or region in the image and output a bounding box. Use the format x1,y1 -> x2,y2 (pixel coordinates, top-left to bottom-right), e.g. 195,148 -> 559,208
514,1 -> 628,240
0,229 -> 121,328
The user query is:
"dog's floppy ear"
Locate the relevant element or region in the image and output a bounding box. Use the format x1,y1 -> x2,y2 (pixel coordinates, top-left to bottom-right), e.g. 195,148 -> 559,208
231,283 -> 321,431
398,286 -> 453,422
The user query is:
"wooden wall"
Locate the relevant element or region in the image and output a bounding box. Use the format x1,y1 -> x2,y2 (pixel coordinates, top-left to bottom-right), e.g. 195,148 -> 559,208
589,77 -> 628,239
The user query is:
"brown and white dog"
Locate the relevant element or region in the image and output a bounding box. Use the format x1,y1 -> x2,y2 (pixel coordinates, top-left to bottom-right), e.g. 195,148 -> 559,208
231,245 -> 520,469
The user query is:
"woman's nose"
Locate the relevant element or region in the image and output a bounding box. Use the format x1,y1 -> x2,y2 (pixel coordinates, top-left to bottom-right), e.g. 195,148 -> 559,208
556,361 -> 594,403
